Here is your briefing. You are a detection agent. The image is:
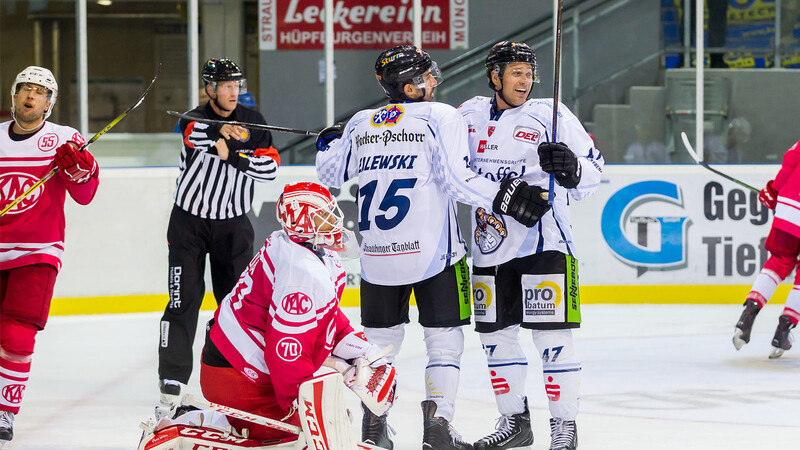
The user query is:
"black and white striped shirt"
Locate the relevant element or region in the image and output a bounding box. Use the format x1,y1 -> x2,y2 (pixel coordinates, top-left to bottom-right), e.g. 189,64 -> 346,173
174,103 -> 279,219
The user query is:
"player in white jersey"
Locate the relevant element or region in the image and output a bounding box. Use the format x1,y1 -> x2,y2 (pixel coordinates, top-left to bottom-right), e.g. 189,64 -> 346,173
459,42 -> 604,450
0,66 -> 99,445
316,45 -> 549,450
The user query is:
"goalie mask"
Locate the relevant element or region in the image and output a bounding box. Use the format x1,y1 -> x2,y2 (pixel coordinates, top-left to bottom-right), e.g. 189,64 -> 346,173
375,45 -> 442,102
277,182 -> 359,258
11,66 -> 58,122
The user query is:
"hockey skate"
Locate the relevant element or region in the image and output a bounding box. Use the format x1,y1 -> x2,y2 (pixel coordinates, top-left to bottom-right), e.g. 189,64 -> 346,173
159,379 -> 181,406
548,418 -> 577,450
473,398 -> 533,449
769,315 -> 796,359
733,299 -> 762,350
421,400 -> 473,450
362,404 -> 394,449
0,411 -> 14,446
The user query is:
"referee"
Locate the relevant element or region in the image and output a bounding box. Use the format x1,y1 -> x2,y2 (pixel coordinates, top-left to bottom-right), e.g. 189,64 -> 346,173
158,57 -> 280,405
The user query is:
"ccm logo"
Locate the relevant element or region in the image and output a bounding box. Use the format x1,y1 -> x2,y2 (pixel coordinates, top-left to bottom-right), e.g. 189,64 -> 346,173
514,130 -> 539,143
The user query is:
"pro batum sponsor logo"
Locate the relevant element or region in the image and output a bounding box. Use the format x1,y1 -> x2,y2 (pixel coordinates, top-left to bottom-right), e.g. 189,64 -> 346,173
0,172 -> 45,215
513,127 -> 539,144
276,337 -> 303,362
38,133 -> 58,152
282,292 -> 313,315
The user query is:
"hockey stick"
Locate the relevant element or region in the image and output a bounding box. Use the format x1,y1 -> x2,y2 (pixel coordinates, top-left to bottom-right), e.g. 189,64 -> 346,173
167,110 -> 319,136
0,64 -> 162,217
181,394 -> 385,450
679,131 -> 759,192
547,0 -> 563,205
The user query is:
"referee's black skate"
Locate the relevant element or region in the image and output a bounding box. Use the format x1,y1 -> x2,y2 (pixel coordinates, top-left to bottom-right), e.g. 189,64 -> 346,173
362,404 -> 394,449
548,418 -> 577,450
733,299 -> 762,350
421,400 -> 473,450
159,379 -> 181,406
769,315 -> 796,359
0,410 -> 14,444
473,398 -> 533,449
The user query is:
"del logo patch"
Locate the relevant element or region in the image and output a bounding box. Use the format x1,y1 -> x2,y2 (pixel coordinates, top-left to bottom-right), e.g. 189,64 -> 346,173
371,105 -> 404,127
513,127 -> 540,144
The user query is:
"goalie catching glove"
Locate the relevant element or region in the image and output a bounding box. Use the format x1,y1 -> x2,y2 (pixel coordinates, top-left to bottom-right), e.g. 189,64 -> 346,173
55,141 -> 97,184
492,178 -> 551,227
328,332 -> 397,416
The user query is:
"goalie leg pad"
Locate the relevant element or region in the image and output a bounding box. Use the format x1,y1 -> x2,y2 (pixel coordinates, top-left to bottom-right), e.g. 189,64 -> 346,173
422,326 -> 464,423
298,372 -> 356,450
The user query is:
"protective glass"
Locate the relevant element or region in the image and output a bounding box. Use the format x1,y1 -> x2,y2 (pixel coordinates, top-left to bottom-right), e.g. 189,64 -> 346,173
212,79 -> 248,95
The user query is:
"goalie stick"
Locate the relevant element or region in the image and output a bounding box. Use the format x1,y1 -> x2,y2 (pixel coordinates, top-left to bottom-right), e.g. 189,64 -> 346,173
680,131 -> 759,192
0,64 -> 162,217
167,110 -> 318,136
180,394 -> 384,450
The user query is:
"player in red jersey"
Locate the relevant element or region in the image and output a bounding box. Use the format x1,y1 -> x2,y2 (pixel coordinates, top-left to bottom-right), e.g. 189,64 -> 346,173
0,66 -> 99,444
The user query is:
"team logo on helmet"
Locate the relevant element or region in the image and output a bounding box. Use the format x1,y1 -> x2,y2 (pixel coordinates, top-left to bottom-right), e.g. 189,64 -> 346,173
475,207 -> 508,254
371,105 -> 404,127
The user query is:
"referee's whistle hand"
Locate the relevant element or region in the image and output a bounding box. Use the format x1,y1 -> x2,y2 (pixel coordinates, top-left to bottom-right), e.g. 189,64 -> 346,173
215,138 -> 230,161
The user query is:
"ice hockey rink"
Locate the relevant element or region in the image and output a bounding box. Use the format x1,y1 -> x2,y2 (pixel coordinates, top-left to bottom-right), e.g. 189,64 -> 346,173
5,303 -> 800,450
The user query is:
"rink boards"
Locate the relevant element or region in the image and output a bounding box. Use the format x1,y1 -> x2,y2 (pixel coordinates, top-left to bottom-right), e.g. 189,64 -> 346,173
51,164 -> 783,315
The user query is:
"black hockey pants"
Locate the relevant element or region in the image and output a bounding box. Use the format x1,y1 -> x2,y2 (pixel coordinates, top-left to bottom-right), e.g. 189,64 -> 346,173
158,205 -> 254,384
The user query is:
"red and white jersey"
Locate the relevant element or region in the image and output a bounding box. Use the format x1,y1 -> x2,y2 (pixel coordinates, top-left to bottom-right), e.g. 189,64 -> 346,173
0,121 -> 98,271
771,139 -> 800,237
210,231 -> 354,409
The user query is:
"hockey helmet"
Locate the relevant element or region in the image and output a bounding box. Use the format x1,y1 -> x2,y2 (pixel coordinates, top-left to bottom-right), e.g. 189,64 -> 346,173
202,58 -> 247,93
11,66 -> 58,121
485,41 -> 538,89
375,45 -> 442,101
277,182 -> 347,251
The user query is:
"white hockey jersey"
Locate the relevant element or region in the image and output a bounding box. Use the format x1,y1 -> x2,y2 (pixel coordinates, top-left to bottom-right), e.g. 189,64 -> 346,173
458,96 -> 604,267
316,101 -> 503,285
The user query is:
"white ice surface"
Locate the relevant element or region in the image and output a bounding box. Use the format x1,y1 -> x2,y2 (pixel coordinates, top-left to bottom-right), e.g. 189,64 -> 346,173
5,304 -> 800,449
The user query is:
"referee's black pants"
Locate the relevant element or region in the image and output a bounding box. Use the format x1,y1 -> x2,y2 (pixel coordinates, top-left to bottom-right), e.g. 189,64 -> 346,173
158,205 -> 254,384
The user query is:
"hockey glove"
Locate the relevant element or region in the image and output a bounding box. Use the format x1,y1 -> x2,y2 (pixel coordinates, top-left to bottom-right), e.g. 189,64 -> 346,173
492,178 -> 551,228
324,355 -> 397,416
759,179 -> 778,210
55,141 -> 97,184
538,141 -> 582,189
316,122 -> 344,151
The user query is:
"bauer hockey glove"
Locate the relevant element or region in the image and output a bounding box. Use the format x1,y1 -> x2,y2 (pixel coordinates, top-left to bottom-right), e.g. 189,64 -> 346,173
492,178 -> 551,228
538,141 -> 582,189
316,122 -> 344,151
759,180 -> 778,210
55,141 -> 97,184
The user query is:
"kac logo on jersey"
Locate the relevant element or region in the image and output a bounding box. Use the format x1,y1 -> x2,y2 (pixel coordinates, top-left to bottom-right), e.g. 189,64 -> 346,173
0,172 -> 45,215
371,105 -> 404,127
601,180 -> 690,276
474,207 -> 507,254
281,292 -> 313,315
276,337 -> 303,362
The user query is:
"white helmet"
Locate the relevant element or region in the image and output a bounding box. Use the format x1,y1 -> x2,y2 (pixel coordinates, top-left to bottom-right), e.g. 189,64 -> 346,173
11,66 -> 58,121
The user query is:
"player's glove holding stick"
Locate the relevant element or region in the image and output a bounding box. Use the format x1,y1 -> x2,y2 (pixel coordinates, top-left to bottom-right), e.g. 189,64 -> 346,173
538,141 -> 581,189
493,178 -> 551,228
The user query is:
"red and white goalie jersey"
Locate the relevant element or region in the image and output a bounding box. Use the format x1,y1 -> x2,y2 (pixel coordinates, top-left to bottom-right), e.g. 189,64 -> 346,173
210,230 -> 356,409
0,121 -> 98,271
